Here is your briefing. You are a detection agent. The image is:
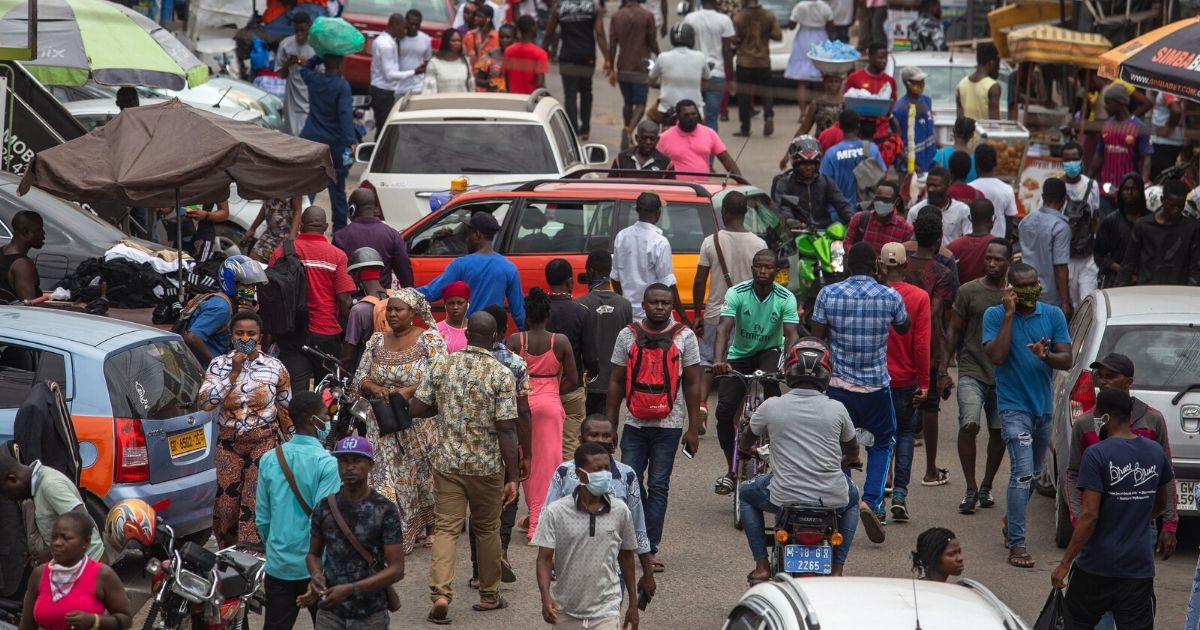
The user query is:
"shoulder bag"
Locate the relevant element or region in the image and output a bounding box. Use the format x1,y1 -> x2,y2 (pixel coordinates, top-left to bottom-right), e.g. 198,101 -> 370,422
275,445 -> 312,516
370,392 -> 413,436
325,495 -> 402,612
710,230 -> 733,288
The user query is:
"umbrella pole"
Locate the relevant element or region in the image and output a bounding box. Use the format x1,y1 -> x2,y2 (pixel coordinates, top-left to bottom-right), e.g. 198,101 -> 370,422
176,188 -> 185,306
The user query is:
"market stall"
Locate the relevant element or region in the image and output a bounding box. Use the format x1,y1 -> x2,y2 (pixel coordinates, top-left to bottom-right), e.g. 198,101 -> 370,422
1098,16 -> 1200,102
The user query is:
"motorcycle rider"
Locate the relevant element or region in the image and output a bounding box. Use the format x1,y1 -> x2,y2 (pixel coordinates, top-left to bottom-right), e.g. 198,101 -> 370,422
737,338 -> 862,582
770,135 -> 853,228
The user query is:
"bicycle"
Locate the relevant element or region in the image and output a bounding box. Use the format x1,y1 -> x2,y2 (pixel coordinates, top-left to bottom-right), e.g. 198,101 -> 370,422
713,369 -> 785,530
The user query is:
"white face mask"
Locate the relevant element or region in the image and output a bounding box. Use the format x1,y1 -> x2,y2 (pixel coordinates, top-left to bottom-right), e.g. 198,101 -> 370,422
873,200 -> 894,217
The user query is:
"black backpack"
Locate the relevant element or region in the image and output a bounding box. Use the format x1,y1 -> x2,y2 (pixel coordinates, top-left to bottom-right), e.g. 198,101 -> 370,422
258,240 -> 308,339
1064,179 -> 1096,258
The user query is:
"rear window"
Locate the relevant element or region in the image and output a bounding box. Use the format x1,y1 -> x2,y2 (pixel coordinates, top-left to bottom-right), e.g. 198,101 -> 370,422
374,122 -> 557,175
615,201 -> 716,254
346,0 -> 452,23
105,341 -> 205,420
1098,325 -> 1200,391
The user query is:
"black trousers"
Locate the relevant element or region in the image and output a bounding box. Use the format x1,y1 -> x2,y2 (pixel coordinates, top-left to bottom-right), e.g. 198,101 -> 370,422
736,66 -> 774,132
560,62 -> 595,135
585,392 -> 608,416
264,574 -> 316,630
278,332 -> 342,391
368,86 -> 395,138
1062,565 -> 1155,630
715,350 -> 782,471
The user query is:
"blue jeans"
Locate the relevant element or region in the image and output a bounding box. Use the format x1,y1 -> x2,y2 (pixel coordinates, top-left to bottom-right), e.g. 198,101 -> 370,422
702,79 -> 724,131
1187,552 -> 1200,629
620,424 -> 683,554
890,385 -> 919,495
327,150 -> 349,231
827,386 -> 896,511
739,473 -> 859,567
1000,410 -> 1051,549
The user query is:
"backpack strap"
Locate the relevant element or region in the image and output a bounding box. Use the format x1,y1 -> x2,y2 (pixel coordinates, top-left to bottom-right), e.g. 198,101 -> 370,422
283,239 -> 296,258
275,445 -> 312,516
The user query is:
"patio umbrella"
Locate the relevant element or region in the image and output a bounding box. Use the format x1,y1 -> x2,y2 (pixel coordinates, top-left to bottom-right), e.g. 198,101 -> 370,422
0,0 -> 208,89
1098,17 -> 1200,101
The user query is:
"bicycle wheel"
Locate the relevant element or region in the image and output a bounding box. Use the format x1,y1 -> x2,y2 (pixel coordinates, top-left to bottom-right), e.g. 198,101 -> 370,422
733,474 -> 743,530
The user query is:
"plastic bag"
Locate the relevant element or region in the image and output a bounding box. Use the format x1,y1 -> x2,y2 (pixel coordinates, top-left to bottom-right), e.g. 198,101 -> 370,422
307,17 -> 365,57
1033,588 -> 1067,630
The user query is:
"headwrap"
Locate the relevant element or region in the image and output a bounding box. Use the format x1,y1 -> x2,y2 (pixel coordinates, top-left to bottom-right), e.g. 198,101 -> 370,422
442,280 -> 471,301
389,288 -> 434,326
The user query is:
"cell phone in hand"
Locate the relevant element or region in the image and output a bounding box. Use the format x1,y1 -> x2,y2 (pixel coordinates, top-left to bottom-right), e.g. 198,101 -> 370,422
682,442 -> 695,459
637,589 -> 652,610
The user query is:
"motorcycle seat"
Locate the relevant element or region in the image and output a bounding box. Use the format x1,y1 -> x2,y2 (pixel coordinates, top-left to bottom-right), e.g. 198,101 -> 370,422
219,549 -> 264,579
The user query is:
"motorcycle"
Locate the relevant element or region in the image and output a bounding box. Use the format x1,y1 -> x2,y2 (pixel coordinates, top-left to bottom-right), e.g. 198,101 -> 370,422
767,505 -> 843,578
141,521 -> 266,630
304,345 -> 372,448
778,195 -> 847,318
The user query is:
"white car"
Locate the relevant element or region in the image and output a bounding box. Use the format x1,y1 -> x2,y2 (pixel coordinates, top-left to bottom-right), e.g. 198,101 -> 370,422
887,51 -> 1013,145
725,576 -> 1031,630
150,76 -> 287,133
356,90 -> 610,230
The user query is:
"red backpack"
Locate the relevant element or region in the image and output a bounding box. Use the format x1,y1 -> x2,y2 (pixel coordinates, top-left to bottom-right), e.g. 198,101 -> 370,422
624,322 -> 685,420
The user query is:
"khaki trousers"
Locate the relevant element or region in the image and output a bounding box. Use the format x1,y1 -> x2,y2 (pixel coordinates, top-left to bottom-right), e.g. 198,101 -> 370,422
428,468 -> 504,604
560,386 -> 587,461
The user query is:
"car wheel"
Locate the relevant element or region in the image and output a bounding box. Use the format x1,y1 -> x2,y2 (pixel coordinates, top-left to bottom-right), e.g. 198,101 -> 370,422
214,223 -> 245,257
1054,484 -> 1074,549
1036,451 -> 1056,498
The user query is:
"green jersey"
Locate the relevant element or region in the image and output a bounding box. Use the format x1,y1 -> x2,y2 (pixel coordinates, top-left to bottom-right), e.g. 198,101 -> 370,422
720,280 -> 799,360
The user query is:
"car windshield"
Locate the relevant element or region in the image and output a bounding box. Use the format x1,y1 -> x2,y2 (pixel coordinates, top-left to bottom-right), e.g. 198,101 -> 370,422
374,122 -> 557,175
346,0 -> 452,23
105,340 -> 204,420
1099,325 -> 1200,391
208,79 -> 285,131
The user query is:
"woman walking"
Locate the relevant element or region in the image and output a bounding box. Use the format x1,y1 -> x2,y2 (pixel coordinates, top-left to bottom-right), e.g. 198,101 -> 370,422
435,281 -> 470,353
200,310 -> 292,547
464,4 -> 499,91
21,514 -> 132,630
783,0 -> 832,105
424,29 -> 475,93
242,196 -> 302,262
351,288 -> 446,554
508,287 -> 576,540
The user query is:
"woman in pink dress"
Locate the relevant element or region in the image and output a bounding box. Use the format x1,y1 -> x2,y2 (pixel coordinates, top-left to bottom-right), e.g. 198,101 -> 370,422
508,287 -> 576,540
435,280 -> 470,353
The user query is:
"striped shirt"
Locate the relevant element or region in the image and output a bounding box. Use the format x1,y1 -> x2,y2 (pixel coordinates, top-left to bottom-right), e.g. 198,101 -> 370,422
719,280 -> 799,360
812,275 -> 909,388
270,233 -> 356,336
1097,117 -> 1153,198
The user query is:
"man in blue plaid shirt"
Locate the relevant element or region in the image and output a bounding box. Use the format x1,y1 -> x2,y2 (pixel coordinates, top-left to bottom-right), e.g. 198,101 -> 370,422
810,242 -> 910,543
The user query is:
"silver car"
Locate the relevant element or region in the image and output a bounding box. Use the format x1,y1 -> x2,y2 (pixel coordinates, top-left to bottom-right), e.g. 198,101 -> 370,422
1045,286 -> 1200,548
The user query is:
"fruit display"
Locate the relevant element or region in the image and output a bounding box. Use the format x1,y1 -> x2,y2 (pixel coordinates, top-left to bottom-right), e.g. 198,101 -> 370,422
975,120 -> 1031,182
989,140 -> 1028,179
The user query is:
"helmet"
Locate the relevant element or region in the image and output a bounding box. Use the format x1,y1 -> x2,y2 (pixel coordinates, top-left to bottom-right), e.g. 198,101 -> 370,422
347,247 -> 385,273
788,135 -> 822,162
105,499 -> 156,551
783,337 -> 832,389
669,22 -> 695,48
220,255 -> 267,296
1144,185 -> 1163,212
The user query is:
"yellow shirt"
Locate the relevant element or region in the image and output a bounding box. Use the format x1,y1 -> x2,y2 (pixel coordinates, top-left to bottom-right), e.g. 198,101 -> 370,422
956,74 -> 997,120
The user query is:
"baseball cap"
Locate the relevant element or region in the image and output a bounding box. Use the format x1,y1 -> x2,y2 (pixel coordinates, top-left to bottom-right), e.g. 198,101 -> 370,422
880,242 -> 907,266
333,436 -> 375,461
900,66 -> 928,83
467,211 -> 501,235
1089,352 -> 1134,377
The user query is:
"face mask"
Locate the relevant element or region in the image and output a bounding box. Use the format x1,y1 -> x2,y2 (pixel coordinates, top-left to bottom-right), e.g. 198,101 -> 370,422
926,190 -> 947,207
582,469 -> 612,495
235,287 -> 257,304
232,337 -> 257,354
678,118 -> 699,132
1012,284 -> 1042,308
907,84 -> 924,96
873,200 -> 894,217
1063,161 -> 1082,178
312,415 -> 331,442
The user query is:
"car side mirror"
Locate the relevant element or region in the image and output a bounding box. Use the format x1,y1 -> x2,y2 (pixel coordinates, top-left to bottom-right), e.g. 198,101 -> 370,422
583,143 -> 609,165
355,142 -> 375,164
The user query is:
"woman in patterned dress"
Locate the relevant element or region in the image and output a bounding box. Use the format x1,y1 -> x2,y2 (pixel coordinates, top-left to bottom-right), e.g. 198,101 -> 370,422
351,288 -> 445,554
242,196 -> 302,262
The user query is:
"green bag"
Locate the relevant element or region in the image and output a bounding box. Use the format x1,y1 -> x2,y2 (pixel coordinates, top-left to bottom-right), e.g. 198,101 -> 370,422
307,17 -> 365,57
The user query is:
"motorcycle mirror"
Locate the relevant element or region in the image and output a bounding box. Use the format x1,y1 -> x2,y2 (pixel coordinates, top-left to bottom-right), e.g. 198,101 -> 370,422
1102,182 -> 1115,197
350,398 -> 372,424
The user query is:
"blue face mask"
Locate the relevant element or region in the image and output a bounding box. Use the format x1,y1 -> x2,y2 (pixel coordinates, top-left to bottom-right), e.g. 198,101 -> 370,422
232,337 -> 257,354
582,469 -> 612,496
312,416 -> 331,442
1063,160 -> 1083,178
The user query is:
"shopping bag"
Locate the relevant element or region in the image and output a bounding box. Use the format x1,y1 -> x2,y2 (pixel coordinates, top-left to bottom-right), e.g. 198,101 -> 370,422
1033,588 -> 1068,630
307,17 -> 365,56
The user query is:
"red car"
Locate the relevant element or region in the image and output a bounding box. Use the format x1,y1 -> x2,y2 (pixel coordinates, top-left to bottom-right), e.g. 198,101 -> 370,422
342,0 -> 457,90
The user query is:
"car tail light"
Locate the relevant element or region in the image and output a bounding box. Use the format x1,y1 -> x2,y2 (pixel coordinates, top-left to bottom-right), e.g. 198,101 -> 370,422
792,531 -> 825,546
115,417 -> 150,483
1069,370 -> 1096,420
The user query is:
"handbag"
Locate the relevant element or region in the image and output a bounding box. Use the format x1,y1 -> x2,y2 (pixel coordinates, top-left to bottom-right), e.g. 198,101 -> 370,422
370,392 -> 413,436
1033,587 -> 1068,630
325,495 -> 402,612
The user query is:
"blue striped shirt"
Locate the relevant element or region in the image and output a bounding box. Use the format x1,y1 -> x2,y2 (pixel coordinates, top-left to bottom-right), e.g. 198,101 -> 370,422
812,275 -> 909,388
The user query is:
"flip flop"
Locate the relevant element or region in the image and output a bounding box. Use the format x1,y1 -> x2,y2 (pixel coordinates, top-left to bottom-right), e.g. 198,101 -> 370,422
1008,550 -> 1035,568
472,597 -> 509,612
859,506 -> 886,544
714,476 -> 735,496
921,468 -> 950,486
501,559 -> 517,583
427,598 -> 451,625
746,571 -> 770,586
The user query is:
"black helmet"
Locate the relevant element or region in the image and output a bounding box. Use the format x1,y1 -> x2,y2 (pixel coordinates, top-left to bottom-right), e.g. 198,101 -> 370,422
669,22 -> 695,48
787,135 -> 822,162
347,247 -> 385,273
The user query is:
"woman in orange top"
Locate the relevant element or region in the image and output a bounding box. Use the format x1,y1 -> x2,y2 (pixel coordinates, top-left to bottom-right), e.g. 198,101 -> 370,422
464,4 -> 500,92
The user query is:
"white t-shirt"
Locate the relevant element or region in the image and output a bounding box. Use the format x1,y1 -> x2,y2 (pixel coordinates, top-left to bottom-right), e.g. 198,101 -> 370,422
827,0 -> 854,26
1064,175 -> 1100,213
969,177 -> 1019,239
790,0 -> 833,29
650,47 -> 710,112
698,230 -> 767,323
396,31 -> 434,95
684,9 -> 735,79
907,198 -> 972,246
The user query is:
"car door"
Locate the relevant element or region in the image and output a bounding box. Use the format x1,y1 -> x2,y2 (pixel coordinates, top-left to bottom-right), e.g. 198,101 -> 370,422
404,199 -> 514,295
503,198 -> 617,298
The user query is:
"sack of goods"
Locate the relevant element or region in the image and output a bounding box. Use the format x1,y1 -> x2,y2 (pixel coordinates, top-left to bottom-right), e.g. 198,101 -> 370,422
308,17 -> 366,56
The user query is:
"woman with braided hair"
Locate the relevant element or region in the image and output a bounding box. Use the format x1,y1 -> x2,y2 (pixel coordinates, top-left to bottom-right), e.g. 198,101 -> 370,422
911,527 -> 964,582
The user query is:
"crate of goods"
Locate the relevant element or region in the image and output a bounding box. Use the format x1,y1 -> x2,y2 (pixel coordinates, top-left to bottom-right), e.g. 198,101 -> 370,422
975,120 -> 1030,181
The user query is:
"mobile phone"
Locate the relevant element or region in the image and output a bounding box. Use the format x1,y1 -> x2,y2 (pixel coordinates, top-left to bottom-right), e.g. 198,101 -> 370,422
637,589 -> 652,610
682,442 -> 695,459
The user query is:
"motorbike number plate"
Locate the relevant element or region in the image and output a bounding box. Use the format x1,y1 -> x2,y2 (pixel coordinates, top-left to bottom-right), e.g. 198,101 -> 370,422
784,544 -> 832,575
168,427 -> 207,458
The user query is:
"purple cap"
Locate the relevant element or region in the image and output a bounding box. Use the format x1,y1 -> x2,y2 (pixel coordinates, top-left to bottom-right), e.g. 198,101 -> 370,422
333,436 -> 375,461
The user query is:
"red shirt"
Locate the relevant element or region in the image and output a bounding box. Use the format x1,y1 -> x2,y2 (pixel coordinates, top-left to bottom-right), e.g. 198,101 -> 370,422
947,233 -> 994,284
503,43 -> 549,94
886,281 -> 931,389
948,182 -> 982,206
817,125 -> 844,152
270,234 -> 356,336
845,69 -> 896,141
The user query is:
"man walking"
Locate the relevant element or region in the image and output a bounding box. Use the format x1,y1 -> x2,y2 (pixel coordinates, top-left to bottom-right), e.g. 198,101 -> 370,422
504,16 -> 550,94
257,391 -> 341,630
300,55 -> 355,231
607,0 -> 658,150
969,144 -> 1018,240
732,0 -> 782,137
893,66 -> 936,175
1093,84 -> 1153,217
946,237 -> 1010,514
576,251 -> 633,415
683,0 -> 735,130
409,312 -> 521,623
534,442 -> 640,630
1017,178 -> 1073,320
820,109 -> 884,209
369,14 -> 409,129
1117,179 -> 1200,287
419,211 -> 526,329
303,436 -> 404,630
657,100 -> 742,180
650,23 -> 709,116
333,188 -> 413,289
611,193 -> 690,324
1053,389 -> 1172,629
906,167 -> 971,246
1061,141 -> 1100,308
275,12 -> 316,136
395,10 -> 433,99
610,120 -> 674,175
810,242 -> 910,538
956,42 -> 1000,121
607,283 -> 702,573
542,0 -> 607,137
545,258 -> 596,459
983,262 -> 1071,568
946,200 -> 997,285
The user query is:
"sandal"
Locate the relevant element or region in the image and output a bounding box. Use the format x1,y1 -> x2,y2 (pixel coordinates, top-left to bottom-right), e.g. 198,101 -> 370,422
1008,549 -> 1036,568
714,475 -> 735,496
468,578 -> 480,590
424,534 -> 436,548
427,598 -> 451,625
472,597 -> 509,612
746,571 -> 770,585
921,468 -> 950,486
501,558 -> 517,583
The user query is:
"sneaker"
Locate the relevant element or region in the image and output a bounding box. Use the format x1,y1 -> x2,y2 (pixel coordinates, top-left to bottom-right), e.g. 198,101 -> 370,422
959,488 -> 978,514
890,494 -> 909,522
884,485 -> 893,497
978,486 -> 996,508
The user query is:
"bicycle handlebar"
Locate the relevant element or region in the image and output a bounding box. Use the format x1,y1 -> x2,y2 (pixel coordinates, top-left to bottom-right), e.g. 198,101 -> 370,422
711,369 -> 784,382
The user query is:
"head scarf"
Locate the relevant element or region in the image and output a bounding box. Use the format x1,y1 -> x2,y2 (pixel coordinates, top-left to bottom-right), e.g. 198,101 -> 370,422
389,288 -> 434,326
443,280 -> 470,301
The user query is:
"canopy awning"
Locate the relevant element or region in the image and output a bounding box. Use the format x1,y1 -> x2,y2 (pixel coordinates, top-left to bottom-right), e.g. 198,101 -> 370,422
1007,24 -> 1113,69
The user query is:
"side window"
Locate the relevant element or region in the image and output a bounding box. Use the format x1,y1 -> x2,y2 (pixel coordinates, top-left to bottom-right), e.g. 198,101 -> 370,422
407,201 -> 512,256
0,343 -> 66,408
615,201 -> 716,254
511,199 -> 616,254
0,219 -> 12,240
1069,299 -> 1093,364
743,194 -> 785,249
549,112 -> 582,168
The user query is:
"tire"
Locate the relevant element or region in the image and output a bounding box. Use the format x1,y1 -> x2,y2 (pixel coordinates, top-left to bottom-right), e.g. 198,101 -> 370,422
733,476 -> 744,530
1036,451 -> 1057,498
1054,484 -> 1074,549
214,222 -> 245,257
140,601 -> 161,630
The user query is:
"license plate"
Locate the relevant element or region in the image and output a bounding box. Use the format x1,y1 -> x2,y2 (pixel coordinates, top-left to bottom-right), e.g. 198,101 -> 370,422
168,427 -> 207,457
1177,480 -> 1197,512
783,544 -> 832,575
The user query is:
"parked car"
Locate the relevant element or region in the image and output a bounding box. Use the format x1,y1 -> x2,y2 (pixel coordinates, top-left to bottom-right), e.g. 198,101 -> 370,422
342,0 -> 456,90
358,91 -> 611,229
1045,286 -> 1200,547
886,51 -> 1012,145
150,75 -> 287,133
0,306 -> 217,541
725,576 -> 1030,630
